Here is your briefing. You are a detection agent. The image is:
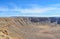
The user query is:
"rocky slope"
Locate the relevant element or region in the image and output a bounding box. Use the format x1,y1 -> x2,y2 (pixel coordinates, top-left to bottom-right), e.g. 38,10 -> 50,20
0,17 -> 60,39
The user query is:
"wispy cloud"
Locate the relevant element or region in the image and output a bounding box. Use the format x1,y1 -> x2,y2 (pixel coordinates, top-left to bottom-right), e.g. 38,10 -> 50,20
51,15 -> 60,17
19,7 -> 56,13
0,4 -> 58,13
0,3 -> 60,17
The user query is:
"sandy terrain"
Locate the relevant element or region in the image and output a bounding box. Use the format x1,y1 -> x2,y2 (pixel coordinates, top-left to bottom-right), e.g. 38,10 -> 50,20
0,17 -> 60,39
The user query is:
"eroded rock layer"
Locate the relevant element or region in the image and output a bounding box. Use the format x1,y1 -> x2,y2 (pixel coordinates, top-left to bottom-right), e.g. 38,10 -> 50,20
0,17 -> 60,39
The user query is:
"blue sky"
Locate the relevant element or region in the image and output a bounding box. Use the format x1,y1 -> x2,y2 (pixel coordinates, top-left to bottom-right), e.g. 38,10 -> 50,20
0,0 -> 60,17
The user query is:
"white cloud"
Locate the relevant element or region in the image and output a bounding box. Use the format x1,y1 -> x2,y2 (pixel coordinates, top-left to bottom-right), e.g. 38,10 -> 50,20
51,15 -> 60,17
19,7 -> 57,13
11,4 -> 58,13
0,4 -> 60,14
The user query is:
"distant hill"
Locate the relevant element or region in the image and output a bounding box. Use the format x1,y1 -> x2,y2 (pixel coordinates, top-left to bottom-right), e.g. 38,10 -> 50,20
28,17 -> 60,24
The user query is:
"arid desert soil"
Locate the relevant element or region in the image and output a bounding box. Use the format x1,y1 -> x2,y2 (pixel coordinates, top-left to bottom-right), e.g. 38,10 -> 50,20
0,17 -> 60,39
